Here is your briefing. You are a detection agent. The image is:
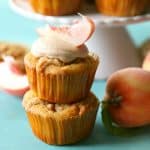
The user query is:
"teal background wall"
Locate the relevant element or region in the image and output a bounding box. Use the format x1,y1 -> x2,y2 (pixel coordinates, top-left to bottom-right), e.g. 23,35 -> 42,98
127,22 -> 150,47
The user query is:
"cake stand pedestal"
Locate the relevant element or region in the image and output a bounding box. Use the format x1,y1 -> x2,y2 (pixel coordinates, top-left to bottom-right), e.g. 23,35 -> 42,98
87,25 -> 140,79
9,0 -> 150,79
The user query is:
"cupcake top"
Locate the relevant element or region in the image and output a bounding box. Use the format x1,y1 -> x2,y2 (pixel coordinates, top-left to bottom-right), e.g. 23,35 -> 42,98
24,52 -> 99,74
31,15 -> 95,63
23,90 -> 99,118
31,30 -> 89,63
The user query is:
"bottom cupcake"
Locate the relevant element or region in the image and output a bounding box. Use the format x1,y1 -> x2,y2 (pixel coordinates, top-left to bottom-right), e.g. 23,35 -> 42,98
22,91 -> 99,145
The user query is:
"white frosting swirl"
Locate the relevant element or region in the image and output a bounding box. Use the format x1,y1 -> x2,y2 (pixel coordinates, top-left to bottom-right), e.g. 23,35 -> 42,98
31,27 -> 89,63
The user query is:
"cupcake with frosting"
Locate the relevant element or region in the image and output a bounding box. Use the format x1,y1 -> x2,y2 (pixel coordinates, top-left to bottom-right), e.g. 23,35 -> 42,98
24,16 -> 99,104
23,90 -> 99,145
29,0 -> 82,16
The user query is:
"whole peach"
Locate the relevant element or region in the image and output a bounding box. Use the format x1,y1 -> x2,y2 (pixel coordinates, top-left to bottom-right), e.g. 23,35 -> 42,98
104,68 -> 150,127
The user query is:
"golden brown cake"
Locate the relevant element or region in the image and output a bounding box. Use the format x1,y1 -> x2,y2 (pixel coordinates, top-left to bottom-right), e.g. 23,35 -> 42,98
22,90 -> 99,145
24,52 -> 99,104
24,16 -> 99,104
29,0 -> 81,16
96,0 -> 149,17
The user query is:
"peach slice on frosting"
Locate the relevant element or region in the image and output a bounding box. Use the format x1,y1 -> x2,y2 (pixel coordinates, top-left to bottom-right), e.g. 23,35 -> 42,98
37,15 -> 95,47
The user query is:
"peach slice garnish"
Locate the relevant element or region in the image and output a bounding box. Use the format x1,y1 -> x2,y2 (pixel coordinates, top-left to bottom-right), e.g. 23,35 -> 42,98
38,15 -> 95,47
0,62 -> 29,96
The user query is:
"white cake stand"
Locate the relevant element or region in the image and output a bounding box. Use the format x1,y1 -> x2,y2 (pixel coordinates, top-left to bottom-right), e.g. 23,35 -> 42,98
9,0 -> 150,79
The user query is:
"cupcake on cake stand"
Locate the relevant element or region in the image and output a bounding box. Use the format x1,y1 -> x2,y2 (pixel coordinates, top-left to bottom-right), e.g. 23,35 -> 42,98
9,0 -> 150,79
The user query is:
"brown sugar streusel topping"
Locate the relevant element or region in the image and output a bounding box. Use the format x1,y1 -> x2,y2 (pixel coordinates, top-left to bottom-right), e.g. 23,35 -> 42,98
23,91 -> 99,117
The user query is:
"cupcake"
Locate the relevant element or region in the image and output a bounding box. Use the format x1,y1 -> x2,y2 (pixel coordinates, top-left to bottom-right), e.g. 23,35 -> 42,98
0,42 -> 28,74
96,0 -> 149,17
22,90 -> 99,145
24,16 -> 99,104
29,0 -> 81,16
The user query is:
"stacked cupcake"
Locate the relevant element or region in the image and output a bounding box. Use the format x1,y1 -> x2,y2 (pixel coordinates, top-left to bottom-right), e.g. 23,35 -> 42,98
22,16 -> 100,145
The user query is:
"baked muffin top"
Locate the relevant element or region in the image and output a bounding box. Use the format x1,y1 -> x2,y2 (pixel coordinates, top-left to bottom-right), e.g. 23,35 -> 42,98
23,90 -> 99,118
24,52 -> 99,74
24,16 -> 99,74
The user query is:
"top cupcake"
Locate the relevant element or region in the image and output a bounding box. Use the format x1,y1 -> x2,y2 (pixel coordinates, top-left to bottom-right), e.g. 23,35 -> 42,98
24,16 -> 99,104
31,15 -> 95,63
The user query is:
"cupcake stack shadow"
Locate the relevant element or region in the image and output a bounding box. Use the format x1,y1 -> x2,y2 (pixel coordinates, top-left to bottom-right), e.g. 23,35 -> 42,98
22,51 -> 100,145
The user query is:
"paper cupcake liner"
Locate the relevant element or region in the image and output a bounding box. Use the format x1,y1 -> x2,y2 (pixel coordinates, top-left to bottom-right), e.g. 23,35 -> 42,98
26,108 -> 98,145
25,56 -> 99,104
29,0 -> 81,16
96,0 -> 149,17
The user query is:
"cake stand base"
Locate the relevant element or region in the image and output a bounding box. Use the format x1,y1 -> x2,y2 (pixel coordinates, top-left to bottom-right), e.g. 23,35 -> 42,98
87,24 -> 140,79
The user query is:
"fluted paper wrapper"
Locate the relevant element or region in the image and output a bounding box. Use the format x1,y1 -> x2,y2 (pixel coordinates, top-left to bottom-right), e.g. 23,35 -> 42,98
25,60 -> 98,104
26,108 -> 98,145
96,0 -> 149,17
29,0 -> 81,16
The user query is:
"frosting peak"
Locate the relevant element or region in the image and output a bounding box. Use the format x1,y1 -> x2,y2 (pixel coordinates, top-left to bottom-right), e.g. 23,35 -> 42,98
31,31 -> 89,63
